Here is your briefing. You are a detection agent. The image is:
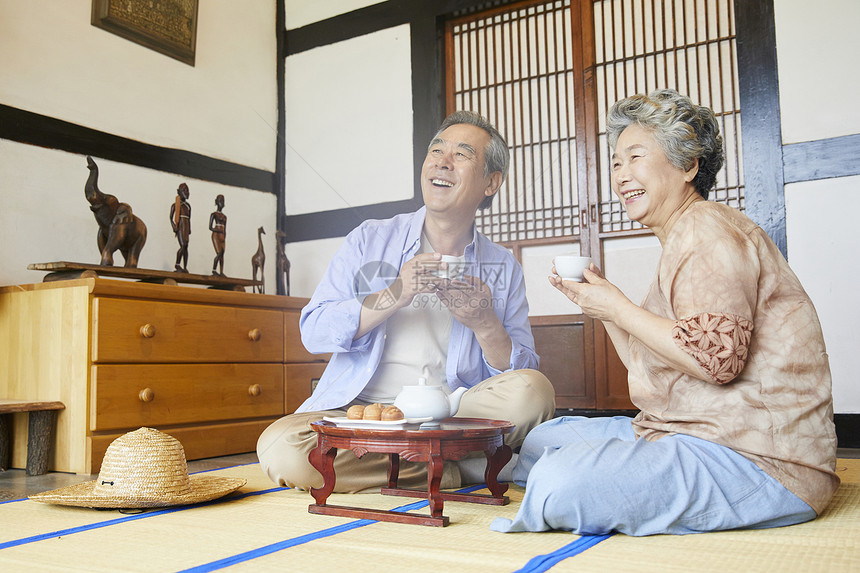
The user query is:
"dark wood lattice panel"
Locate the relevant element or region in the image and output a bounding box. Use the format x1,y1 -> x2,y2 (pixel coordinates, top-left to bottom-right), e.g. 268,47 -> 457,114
448,1 -> 580,243
593,0 -> 744,234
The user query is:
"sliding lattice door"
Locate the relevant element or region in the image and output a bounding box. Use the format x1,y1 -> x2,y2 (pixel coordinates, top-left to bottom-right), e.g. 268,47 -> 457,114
593,0 -> 743,234
444,0 -> 741,409
446,1 -> 580,245
446,0 -> 742,243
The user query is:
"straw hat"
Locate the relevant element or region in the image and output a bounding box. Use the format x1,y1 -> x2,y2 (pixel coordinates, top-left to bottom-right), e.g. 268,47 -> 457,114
29,427 -> 246,509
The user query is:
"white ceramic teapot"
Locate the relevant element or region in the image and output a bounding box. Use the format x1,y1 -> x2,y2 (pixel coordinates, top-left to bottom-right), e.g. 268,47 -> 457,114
393,377 -> 467,422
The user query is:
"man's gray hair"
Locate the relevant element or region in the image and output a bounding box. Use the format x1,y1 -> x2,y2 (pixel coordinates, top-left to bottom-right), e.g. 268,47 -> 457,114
433,111 -> 509,210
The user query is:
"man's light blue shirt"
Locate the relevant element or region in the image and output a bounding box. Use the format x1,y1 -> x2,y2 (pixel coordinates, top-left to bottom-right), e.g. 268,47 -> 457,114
297,206 -> 538,412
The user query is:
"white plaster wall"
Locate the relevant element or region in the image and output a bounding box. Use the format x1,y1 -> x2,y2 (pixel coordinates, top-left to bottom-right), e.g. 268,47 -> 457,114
775,0 -> 860,412
775,0 -> 860,144
0,0 -> 277,171
284,24 -> 414,215
602,236 -> 662,306
0,140 -> 278,290
283,236 -> 346,298
522,243 -> 585,316
785,176 -> 860,413
284,0 -> 386,30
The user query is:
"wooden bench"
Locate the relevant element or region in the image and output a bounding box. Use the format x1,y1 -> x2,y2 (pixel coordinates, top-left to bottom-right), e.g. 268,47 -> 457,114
0,400 -> 65,476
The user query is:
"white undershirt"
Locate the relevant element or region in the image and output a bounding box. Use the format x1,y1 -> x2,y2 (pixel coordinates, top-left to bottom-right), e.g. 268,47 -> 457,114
357,234 -> 461,403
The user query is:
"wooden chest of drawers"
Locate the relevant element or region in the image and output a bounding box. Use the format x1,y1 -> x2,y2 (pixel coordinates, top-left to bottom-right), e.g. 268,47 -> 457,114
0,278 -> 327,474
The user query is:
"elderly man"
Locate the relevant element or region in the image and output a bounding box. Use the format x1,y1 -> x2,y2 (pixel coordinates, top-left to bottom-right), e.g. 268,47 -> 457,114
257,111 -> 556,492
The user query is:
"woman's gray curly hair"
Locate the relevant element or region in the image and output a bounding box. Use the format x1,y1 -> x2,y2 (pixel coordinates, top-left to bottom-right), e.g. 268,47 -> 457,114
606,89 -> 724,200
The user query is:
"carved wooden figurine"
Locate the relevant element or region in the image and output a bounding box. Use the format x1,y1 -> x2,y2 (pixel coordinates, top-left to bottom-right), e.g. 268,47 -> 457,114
251,226 -> 265,294
169,183 -> 191,273
275,229 -> 291,296
84,156 -> 147,267
209,194 -> 227,276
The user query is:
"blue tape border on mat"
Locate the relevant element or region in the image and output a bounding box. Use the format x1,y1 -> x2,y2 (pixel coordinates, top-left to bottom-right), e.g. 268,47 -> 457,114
0,487 -> 287,550
513,533 -> 613,573
3,479 -> 611,573
176,484 -> 488,573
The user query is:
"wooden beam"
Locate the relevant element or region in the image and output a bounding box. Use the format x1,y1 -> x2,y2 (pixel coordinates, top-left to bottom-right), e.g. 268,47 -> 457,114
0,104 -> 274,194
734,0 -> 787,257
783,134 -> 860,184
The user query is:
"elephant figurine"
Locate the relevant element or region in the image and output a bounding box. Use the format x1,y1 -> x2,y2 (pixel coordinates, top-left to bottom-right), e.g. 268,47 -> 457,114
84,156 -> 147,267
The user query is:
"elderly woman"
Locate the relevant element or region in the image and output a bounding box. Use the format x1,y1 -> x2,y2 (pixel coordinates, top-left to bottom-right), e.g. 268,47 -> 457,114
491,89 -> 839,536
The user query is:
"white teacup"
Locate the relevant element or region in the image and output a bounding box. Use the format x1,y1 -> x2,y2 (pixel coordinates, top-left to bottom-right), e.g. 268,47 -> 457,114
431,255 -> 466,280
553,255 -> 592,281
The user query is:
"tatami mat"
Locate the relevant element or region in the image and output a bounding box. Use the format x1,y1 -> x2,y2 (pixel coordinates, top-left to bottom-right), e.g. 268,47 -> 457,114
1,460 -> 857,572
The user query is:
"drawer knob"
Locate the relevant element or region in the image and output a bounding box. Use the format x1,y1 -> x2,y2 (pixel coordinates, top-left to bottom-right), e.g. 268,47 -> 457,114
248,384 -> 262,397
139,388 -> 155,402
248,328 -> 261,342
140,324 -> 156,338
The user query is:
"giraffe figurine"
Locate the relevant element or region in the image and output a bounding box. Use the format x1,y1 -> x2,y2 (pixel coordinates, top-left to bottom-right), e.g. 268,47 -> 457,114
275,229 -> 291,296
251,226 -> 266,294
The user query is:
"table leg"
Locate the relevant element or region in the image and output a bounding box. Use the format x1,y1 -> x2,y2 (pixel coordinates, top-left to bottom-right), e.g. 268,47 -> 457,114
0,414 -> 9,471
484,444 -> 512,499
309,438 -> 448,526
308,441 -> 336,505
387,453 -> 400,488
427,442 -> 444,518
307,424 -> 513,526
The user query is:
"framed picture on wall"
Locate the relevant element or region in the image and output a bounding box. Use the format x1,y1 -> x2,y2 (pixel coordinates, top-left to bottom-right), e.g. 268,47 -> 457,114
91,0 -> 199,66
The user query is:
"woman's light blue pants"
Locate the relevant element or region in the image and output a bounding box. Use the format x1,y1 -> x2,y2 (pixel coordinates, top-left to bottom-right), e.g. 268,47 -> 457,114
490,416 -> 815,536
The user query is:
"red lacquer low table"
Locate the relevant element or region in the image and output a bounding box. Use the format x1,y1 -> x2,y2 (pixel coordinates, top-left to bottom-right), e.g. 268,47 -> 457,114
308,418 -> 514,526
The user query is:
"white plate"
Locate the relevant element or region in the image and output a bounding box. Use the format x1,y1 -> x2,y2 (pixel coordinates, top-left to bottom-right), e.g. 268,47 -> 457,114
323,416 -> 434,429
